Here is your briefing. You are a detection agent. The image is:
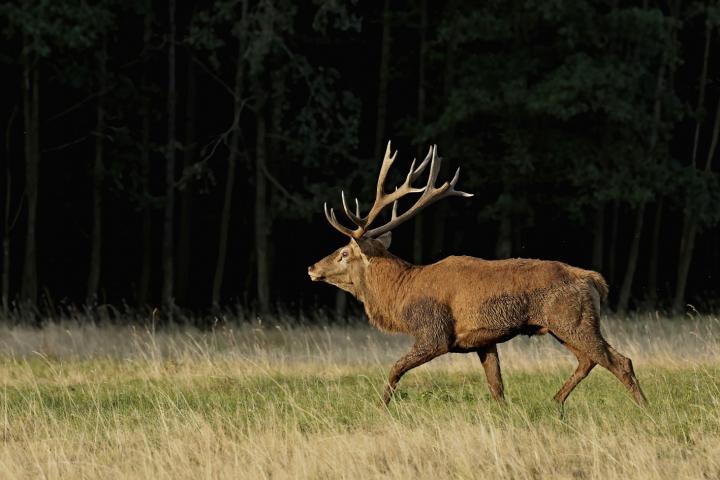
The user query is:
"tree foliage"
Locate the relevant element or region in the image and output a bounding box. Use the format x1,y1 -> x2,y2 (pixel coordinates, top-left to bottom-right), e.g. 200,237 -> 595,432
0,0 -> 718,315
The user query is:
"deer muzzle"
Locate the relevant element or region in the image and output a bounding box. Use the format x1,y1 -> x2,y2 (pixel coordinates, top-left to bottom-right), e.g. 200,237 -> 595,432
307,265 -> 324,281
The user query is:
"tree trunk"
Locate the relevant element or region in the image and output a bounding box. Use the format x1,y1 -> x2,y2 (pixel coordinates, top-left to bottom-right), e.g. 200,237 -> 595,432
607,200 -> 619,287
713,229 -> 720,290
374,0 -> 391,159
334,290 -> 347,320
211,153 -> 236,309
86,39 -> 107,306
2,108 -> 17,314
412,0 -> 428,265
176,56 -> 196,305
616,35 -> 667,314
617,205 -> 645,313
138,9 -> 153,307
673,215 -> 697,314
161,0 -> 177,312
645,198 -> 663,307
673,94 -> 720,313
495,216 -> 512,259
255,88 -> 269,314
21,39 -> 39,307
429,204 -> 447,260
591,204 -> 604,273
429,13 -> 458,261
690,20 -> 711,169
212,22 -> 246,309
412,212 -> 424,265
1,189 -> 9,313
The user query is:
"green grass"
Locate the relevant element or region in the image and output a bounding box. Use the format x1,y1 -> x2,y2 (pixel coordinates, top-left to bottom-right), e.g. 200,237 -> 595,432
4,362 -> 719,433
1,316 -> 719,478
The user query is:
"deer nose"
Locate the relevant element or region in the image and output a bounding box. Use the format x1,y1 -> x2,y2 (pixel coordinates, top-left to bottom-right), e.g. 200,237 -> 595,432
308,265 -> 320,280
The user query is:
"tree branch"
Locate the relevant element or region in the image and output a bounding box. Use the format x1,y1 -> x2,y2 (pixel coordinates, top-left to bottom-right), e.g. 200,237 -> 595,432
266,132 -> 366,164
43,87 -> 114,124
189,52 -> 239,100
9,190 -> 25,232
41,135 -> 89,153
261,164 -> 305,207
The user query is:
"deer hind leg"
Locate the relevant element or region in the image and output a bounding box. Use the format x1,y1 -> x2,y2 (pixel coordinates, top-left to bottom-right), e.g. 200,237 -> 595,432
383,341 -> 448,406
602,345 -> 647,406
552,328 -> 647,406
477,345 -> 505,403
552,341 -> 596,405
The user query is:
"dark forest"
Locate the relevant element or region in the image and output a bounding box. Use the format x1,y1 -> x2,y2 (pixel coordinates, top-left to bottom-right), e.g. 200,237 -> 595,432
1,0 -> 719,319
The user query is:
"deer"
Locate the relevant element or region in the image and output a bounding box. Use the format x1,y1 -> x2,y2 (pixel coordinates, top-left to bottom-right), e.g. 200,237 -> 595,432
308,141 -> 647,407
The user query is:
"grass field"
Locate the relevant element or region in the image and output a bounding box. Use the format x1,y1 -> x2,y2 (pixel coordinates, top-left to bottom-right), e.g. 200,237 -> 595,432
1,313 -> 719,479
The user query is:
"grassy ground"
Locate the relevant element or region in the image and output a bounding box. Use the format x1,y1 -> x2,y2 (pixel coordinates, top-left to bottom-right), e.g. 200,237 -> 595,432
1,314 -> 719,479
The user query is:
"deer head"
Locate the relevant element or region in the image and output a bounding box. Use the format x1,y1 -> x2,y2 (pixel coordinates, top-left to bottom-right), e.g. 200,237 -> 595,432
307,141 -> 472,296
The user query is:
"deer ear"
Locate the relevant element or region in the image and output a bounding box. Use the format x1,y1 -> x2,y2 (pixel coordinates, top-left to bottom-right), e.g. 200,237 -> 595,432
350,238 -> 371,265
375,232 -> 392,249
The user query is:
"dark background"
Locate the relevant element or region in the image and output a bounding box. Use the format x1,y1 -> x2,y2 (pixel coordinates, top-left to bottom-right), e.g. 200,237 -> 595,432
1,0 -> 719,319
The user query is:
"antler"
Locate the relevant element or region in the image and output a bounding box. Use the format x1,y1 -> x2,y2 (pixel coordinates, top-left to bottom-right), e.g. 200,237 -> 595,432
324,141 -> 473,239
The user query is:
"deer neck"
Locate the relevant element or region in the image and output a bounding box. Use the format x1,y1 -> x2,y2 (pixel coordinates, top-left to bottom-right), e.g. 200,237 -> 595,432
356,256 -> 416,333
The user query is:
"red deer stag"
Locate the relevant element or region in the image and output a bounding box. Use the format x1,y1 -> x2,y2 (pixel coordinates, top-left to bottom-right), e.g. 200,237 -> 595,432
308,142 -> 647,407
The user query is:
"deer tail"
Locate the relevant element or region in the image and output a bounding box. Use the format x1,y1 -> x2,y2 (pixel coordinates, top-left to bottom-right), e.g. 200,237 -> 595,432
586,271 -> 609,303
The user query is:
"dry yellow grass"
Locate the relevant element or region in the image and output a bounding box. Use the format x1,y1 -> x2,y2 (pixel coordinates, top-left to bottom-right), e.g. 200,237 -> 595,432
1,313 -> 719,479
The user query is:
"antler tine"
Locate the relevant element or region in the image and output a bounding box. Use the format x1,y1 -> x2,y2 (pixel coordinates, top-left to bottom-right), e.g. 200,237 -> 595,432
409,145 -> 433,183
448,167 -> 474,198
341,190 -> 365,227
322,141 -> 471,239
391,188 -> 399,220
425,145 -> 442,189
374,141 -> 397,198
365,144 -> 473,238
324,202 -> 358,237
405,158 -> 417,185
422,146 -> 472,197
362,143 -> 425,228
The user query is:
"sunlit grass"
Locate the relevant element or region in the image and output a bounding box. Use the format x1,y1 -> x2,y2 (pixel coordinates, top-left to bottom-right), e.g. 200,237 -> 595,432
1,314 -> 719,478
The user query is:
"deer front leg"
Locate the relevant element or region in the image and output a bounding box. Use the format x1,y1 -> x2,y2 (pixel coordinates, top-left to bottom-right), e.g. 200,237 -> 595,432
477,344 -> 505,403
383,341 -> 448,406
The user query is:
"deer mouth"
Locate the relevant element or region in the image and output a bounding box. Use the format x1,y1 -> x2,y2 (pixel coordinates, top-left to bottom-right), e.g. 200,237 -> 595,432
308,273 -> 325,282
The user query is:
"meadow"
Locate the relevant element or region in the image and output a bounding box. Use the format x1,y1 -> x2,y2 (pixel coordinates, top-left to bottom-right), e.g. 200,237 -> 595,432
1,312 -> 719,479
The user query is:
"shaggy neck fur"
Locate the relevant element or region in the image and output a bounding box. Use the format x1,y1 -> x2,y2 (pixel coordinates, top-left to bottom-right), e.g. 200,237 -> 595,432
355,256 -> 416,333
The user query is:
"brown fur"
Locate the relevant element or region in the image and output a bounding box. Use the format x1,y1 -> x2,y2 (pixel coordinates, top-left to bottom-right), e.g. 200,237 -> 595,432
308,236 -> 647,407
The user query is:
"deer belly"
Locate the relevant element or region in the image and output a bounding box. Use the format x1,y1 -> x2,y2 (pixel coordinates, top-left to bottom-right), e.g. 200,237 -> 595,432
453,326 -> 520,349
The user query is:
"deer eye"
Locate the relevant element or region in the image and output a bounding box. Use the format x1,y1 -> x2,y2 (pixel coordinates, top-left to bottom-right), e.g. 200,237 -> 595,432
341,250 -> 349,259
